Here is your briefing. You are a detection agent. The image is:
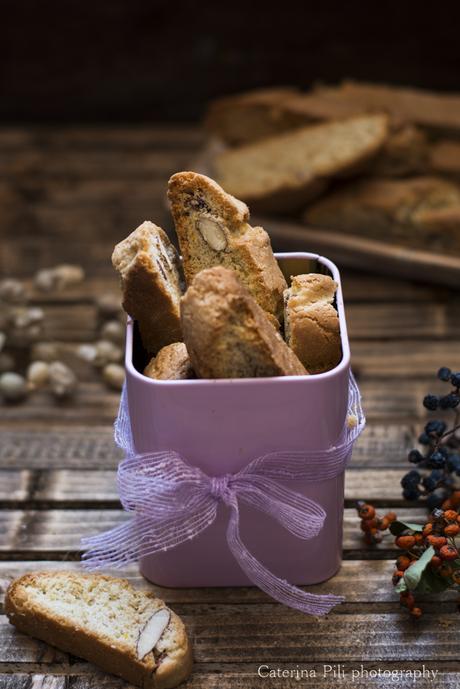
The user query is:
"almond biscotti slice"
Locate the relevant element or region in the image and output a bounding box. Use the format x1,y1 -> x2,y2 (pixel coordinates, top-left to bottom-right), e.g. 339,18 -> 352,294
284,274 -> 341,375
214,114 -> 388,212
5,571 -> 192,689
181,267 -> 307,379
167,171 -> 287,323
304,176 -> 460,253
112,221 -> 182,354
144,342 -> 195,380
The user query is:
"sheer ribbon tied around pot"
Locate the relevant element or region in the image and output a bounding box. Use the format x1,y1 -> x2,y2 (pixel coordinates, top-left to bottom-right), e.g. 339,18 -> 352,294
82,373 -> 365,616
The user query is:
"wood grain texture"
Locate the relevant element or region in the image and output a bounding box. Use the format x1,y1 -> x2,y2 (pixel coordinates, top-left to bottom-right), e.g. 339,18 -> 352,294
1,124 -> 459,688
0,508 -> 427,557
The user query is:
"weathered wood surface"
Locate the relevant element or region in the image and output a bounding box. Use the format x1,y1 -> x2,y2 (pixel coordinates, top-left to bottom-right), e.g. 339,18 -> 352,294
0,125 -> 459,688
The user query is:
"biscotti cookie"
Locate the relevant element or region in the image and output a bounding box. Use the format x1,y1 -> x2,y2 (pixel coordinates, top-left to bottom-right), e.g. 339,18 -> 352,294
284,274 -> 341,374
168,171 -> 287,322
5,571 -> 192,689
304,176 -> 460,254
144,342 -> 195,380
181,267 -> 307,379
112,221 -> 182,354
205,86 -> 305,145
214,115 -> 389,212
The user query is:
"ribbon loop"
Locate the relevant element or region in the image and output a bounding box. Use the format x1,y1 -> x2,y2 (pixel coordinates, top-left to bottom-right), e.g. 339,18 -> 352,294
82,372 -> 365,616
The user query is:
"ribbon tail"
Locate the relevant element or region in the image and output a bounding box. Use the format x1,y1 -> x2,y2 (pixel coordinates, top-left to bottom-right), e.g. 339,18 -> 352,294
225,495 -> 344,616
81,520 -> 141,569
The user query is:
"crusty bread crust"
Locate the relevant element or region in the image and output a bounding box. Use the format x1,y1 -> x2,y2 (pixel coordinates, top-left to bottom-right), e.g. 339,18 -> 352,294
168,172 -> 287,322
214,115 -> 389,213
181,267 -> 307,379
284,274 -> 341,375
5,571 -> 192,689
144,342 -> 195,380
112,222 -> 183,354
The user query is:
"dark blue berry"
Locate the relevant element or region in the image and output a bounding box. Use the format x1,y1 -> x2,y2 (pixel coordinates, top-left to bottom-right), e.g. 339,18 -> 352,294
451,372 -> 460,388
429,451 -> 446,468
426,490 -> 447,510
439,393 -> 460,409
438,367 -> 452,382
425,420 -> 447,436
438,446 -> 449,458
418,432 -> 431,445
448,453 -> 460,472
408,449 -> 423,464
401,470 -> 421,488
403,486 -> 420,501
423,394 -> 439,411
422,476 -> 437,491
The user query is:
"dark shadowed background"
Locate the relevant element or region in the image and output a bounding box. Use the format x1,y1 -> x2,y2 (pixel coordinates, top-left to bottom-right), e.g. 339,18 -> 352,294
1,0 -> 460,123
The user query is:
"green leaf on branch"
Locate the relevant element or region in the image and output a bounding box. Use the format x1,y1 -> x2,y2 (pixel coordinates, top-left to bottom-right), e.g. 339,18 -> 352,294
404,546 -> 435,591
389,520 -> 424,537
415,567 -> 453,594
395,577 -> 408,593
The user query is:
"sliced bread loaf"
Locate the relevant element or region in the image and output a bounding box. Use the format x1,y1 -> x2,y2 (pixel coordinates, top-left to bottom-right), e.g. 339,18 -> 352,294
168,171 -> 287,322
112,221 -> 183,354
214,115 -> 389,212
5,571 -> 192,689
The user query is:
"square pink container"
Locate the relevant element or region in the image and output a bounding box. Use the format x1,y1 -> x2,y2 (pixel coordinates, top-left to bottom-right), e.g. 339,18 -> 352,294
125,252 -> 351,587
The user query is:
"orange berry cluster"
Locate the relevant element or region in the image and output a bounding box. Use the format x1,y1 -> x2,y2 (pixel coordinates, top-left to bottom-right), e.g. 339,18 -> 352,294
356,501 -> 397,544
393,507 -> 460,617
357,501 -> 460,618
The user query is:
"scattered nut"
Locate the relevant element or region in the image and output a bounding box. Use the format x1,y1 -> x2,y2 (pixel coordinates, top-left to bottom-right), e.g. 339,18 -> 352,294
0,372 -> 28,402
100,320 -> 124,345
34,264 -> 85,292
26,361 -> 50,389
77,343 -> 97,363
11,307 -> 44,330
96,293 -> 121,319
103,363 -> 125,390
94,340 -> 123,367
196,217 -> 227,251
48,361 -> 78,398
136,609 -> 171,660
0,279 -> 27,304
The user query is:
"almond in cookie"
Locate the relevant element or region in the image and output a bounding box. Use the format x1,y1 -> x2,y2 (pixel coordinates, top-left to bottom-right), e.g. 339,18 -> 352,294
168,171 -> 287,323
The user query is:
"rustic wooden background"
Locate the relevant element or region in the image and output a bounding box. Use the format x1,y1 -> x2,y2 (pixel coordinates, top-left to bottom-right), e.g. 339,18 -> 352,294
0,124 -> 459,687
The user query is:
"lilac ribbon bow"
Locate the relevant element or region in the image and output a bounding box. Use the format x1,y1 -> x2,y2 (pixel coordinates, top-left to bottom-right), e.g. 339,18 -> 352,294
82,373 -> 364,616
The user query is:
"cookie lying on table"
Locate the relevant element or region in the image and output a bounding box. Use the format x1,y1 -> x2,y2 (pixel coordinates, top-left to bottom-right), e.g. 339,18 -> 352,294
5,571 -> 192,689
112,221 -> 183,354
168,171 -> 287,323
213,114 -> 389,213
181,266 -> 307,379
144,342 -> 195,380
284,274 -> 341,374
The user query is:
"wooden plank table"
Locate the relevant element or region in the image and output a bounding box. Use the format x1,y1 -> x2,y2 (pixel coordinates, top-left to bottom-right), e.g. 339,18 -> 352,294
0,125 -> 459,688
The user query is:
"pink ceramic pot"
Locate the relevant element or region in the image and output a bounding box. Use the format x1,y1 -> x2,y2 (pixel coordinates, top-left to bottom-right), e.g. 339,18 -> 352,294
125,252 -> 351,587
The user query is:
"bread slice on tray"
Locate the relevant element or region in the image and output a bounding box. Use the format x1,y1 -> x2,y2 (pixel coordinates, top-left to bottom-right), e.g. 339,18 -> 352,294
144,342 -> 195,380
112,221 -> 183,354
5,571 -> 192,689
168,171 -> 287,322
181,266 -> 307,379
304,176 -> 460,254
284,274 -> 341,374
214,114 -> 389,212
